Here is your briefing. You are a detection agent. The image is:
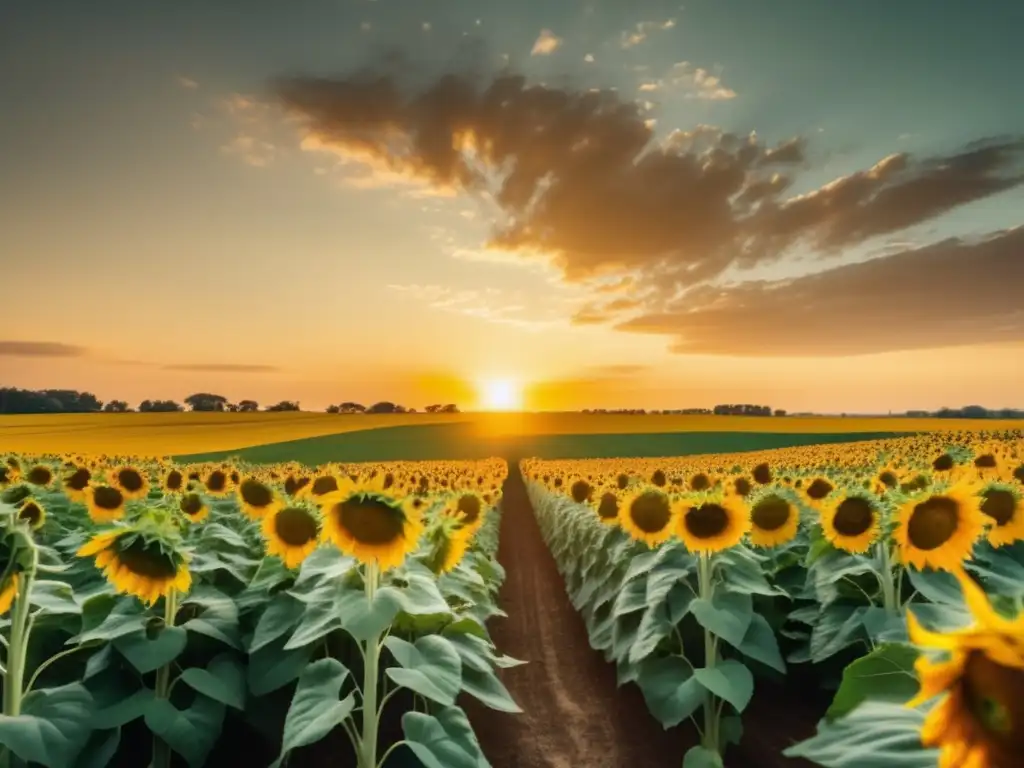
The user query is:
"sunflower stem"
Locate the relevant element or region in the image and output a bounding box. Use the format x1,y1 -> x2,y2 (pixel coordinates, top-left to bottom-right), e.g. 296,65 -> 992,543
360,562 -> 381,768
1,535 -> 38,768
697,553 -> 720,755
150,587 -> 179,768
878,543 -> 898,615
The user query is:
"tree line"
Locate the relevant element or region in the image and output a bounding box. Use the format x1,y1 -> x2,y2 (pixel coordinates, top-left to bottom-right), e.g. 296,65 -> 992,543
583,405 -> 787,416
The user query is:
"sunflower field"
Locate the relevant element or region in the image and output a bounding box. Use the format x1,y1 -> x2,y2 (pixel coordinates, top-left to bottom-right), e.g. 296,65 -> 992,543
0,453 -> 520,768
523,430 -> 1024,768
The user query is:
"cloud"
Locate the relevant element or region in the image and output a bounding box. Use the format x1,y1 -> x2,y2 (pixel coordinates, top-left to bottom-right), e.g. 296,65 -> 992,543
531,29 -> 562,56
620,19 -> 676,49
614,227 -> 1024,356
639,62 -> 737,101
387,284 -> 560,330
221,134 -> 277,167
0,341 -> 87,357
162,363 -> 281,372
176,75 -> 199,90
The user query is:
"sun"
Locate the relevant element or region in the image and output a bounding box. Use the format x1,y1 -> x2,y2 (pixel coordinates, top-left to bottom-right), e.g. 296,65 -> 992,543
478,378 -> 523,411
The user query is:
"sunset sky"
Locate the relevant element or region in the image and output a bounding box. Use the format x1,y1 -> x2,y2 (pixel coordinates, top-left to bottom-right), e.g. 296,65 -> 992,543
3,0 -> 1023,413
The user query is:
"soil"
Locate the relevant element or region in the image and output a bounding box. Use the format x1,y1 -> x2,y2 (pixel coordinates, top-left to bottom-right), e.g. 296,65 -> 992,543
464,462 -> 824,768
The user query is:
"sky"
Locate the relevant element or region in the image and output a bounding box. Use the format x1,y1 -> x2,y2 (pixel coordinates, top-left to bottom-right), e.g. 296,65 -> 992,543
2,0 -> 1023,413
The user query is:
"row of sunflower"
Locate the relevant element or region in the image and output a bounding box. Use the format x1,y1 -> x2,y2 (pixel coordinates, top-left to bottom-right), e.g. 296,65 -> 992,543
523,429 -> 1024,768
0,452 -> 521,768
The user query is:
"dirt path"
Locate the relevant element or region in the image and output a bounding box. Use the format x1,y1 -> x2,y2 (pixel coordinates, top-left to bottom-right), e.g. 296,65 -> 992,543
465,462 -> 820,768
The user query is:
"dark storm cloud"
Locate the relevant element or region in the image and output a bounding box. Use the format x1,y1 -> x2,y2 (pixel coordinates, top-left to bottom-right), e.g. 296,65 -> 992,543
615,227 -> 1024,356
0,341 -> 88,357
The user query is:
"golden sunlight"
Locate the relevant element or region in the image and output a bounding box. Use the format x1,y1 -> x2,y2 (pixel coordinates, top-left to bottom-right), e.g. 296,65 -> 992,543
477,378 -> 524,411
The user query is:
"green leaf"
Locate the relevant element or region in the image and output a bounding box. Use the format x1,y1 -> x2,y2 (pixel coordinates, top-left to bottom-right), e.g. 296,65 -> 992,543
284,594 -> 343,650
113,626 -> 187,674
247,639 -> 314,697
635,656 -> 705,729
92,688 -> 154,729
784,701 -> 938,768
690,592 -> 753,647
30,579 -> 82,615
693,660 -> 754,713
73,597 -> 147,644
179,654 -> 246,711
249,593 -> 305,652
459,667 -> 522,713
270,658 -> 356,768
810,605 -> 868,663
683,746 -> 724,768
906,568 -> 962,605
612,578 -> 648,617
384,635 -> 463,706
144,695 -> 225,768
402,710 -> 483,768
73,727 -> 121,768
737,613 -> 786,673
294,547 -> 355,588
336,586 -> 401,641
0,683 -> 94,767
826,643 -> 920,721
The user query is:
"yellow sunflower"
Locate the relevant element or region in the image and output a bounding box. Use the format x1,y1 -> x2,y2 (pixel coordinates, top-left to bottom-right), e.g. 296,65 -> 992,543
423,521 -> 472,575
677,495 -> 750,554
0,571 -> 19,615
262,504 -> 320,568
109,465 -> 150,501
178,492 -> 209,523
819,491 -> 881,554
747,491 -> 799,548
236,477 -> 281,519
617,486 -> 677,547
907,568 -> 1024,768
17,497 -> 45,530
283,474 -> 312,498
443,491 -> 487,535
977,483 -> 1024,548
299,472 -> 343,501
23,464 -> 55,488
62,466 -> 93,502
318,488 -> 424,571
161,468 -> 187,495
84,485 -> 127,523
201,467 -> 233,497
77,529 -> 191,605
0,464 -> 17,489
567,477 -> 593,505
894,484 -> 984,571
591,489 -> 621,526
802,476 -> 836,505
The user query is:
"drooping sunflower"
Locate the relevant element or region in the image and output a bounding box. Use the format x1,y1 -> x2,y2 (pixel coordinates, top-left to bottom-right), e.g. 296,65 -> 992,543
617,486 -> 677,547
178,492 -> 209,523
443,491 -> 487,535
236,477 -> 281,519
161,467 -> 187,495
109,466 -> 150,501
77,529 -> 191,605
202,467 -> 233,497
62,466 -> 93,502
262,504 -> 320,568
906,568 -> 1024,768
24,464 -> 55,488
977,483 -> 1024,548
423,519 -> 472,575
819,491 -> 880,554
318,487 -> 424,571
677,494 -> 750,554
747,491 -> 799,548
84,485 -> 127,523
17,498 -> 45,530
894,484 -> 985,571
0,571 -> 19,615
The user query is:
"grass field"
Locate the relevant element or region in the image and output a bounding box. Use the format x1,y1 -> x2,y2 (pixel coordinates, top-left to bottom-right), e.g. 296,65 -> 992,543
2,411 -> 1020,462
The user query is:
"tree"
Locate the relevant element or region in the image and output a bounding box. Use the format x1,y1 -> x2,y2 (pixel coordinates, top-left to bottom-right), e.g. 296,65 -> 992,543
265,400 -> 300,412
326,405 -> 341,414
103,400 -> 130,413
138,399 -> 182,412
237,400 -> 259,412
773,409 -> 787,417
425,404 -> 442,413
367,402 -> 399,414
441,404 -> 459,413
339,402 -> 367,413
0,387 -> 104,413
184,393 -> 229,412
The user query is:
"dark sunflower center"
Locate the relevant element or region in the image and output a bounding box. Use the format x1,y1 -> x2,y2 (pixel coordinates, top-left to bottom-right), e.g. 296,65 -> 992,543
310,476 -> 339,496
684,503 -> 729,539
19,502 -> 42,526
553,477 -> 563,488
961,651 -> 1024,758
616,473 -> 630,490
932,454 -> 954,472
93,486 -> 124,510
878,471 -> 898,488
901,475 -> 930,494
335,495 -> 406,545
597,492 -> 618,519
456,495 -> 482,524
206,471 -> 227,492
66,468 -> 91,491
806,478 -> 834,500
751,495 -> 791,531
974,454 -> 998,469
164,470 -> 183,490
833,497 -> 874,536
239,479 -> 273,507
383,473 -> 395,490
570,480 -> 591,504
907,495 -> 960,550
117,469 -> 145,492
733,477 -> 752,497
180,493 -> 204,517
0,467 -> 9,484
752,463 -> 772,485
26,467 -> 53,485
1013,465 -> 1024,485
629,491 -> 672,534
980,489 -> 1017,527
274,507 -> 318,546
690,473 -> 711,492
651,470 -> 667,488
114,537 -> 179,579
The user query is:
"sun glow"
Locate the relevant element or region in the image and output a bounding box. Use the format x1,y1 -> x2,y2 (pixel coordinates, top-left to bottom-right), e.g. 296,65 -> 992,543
477,378 -> 524,412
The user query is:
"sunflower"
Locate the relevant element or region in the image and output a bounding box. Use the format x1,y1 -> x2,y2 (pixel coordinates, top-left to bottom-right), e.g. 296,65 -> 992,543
895,484 -> 984,571
819,491 -> 881,554
876,466 -> 901,492
803,476 -> 835,505
77,529 -> 191,605
24,464 -> 54,488
318,488 -> 424,571
109,466 -> 150,501
568,477 -> 593,505
301,473 -> 342,501
728,475 -> 754,498
443,491 -> 487,535
161,468 -> 186,494
262,505 -> 320,568
0,464 -> 17,489
236,477 -> 281,519
84,485 -> 127,523
617,487 -> 677,547
748,491 -> 799,548
0,571 -> 19,616
591,489 -> 621,526
906,568 -> 1024,768
62,466 -> 92,502
977,483 -> 1024,548
201,467 -> 233,496
751,462 -> 773,485
677,495 -> 749,554
178,493 -> 209,523
17,497 -> 45,530
283,474 -> 311,498
423,520 -> 472,575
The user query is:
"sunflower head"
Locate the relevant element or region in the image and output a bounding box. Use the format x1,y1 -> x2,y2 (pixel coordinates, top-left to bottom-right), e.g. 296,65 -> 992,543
24,464 -> 54,488
977,482 -> 1024,548
422,517 -> 472,575
592,489 -> 621,526
445,491 -> 486,533
677,493 -> 750,554
569,478 -> 593,505
747,489 -> 799,548
110,466 -> 149,500
820,490 -> 880,554
77,527 -> 191,606
85,485 -> 127,523
751,462 -> 773,485
62,467 -> 92,500
894,484 -> 985,572
202,468 -> 233,496
17,498 -> 45,531
319,489 -> 424,571
262,503 -> 320,569
237,477 -> 280,519
178,492 -> 209,523
803,476 -> 835,503
162,468 -> 186,494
